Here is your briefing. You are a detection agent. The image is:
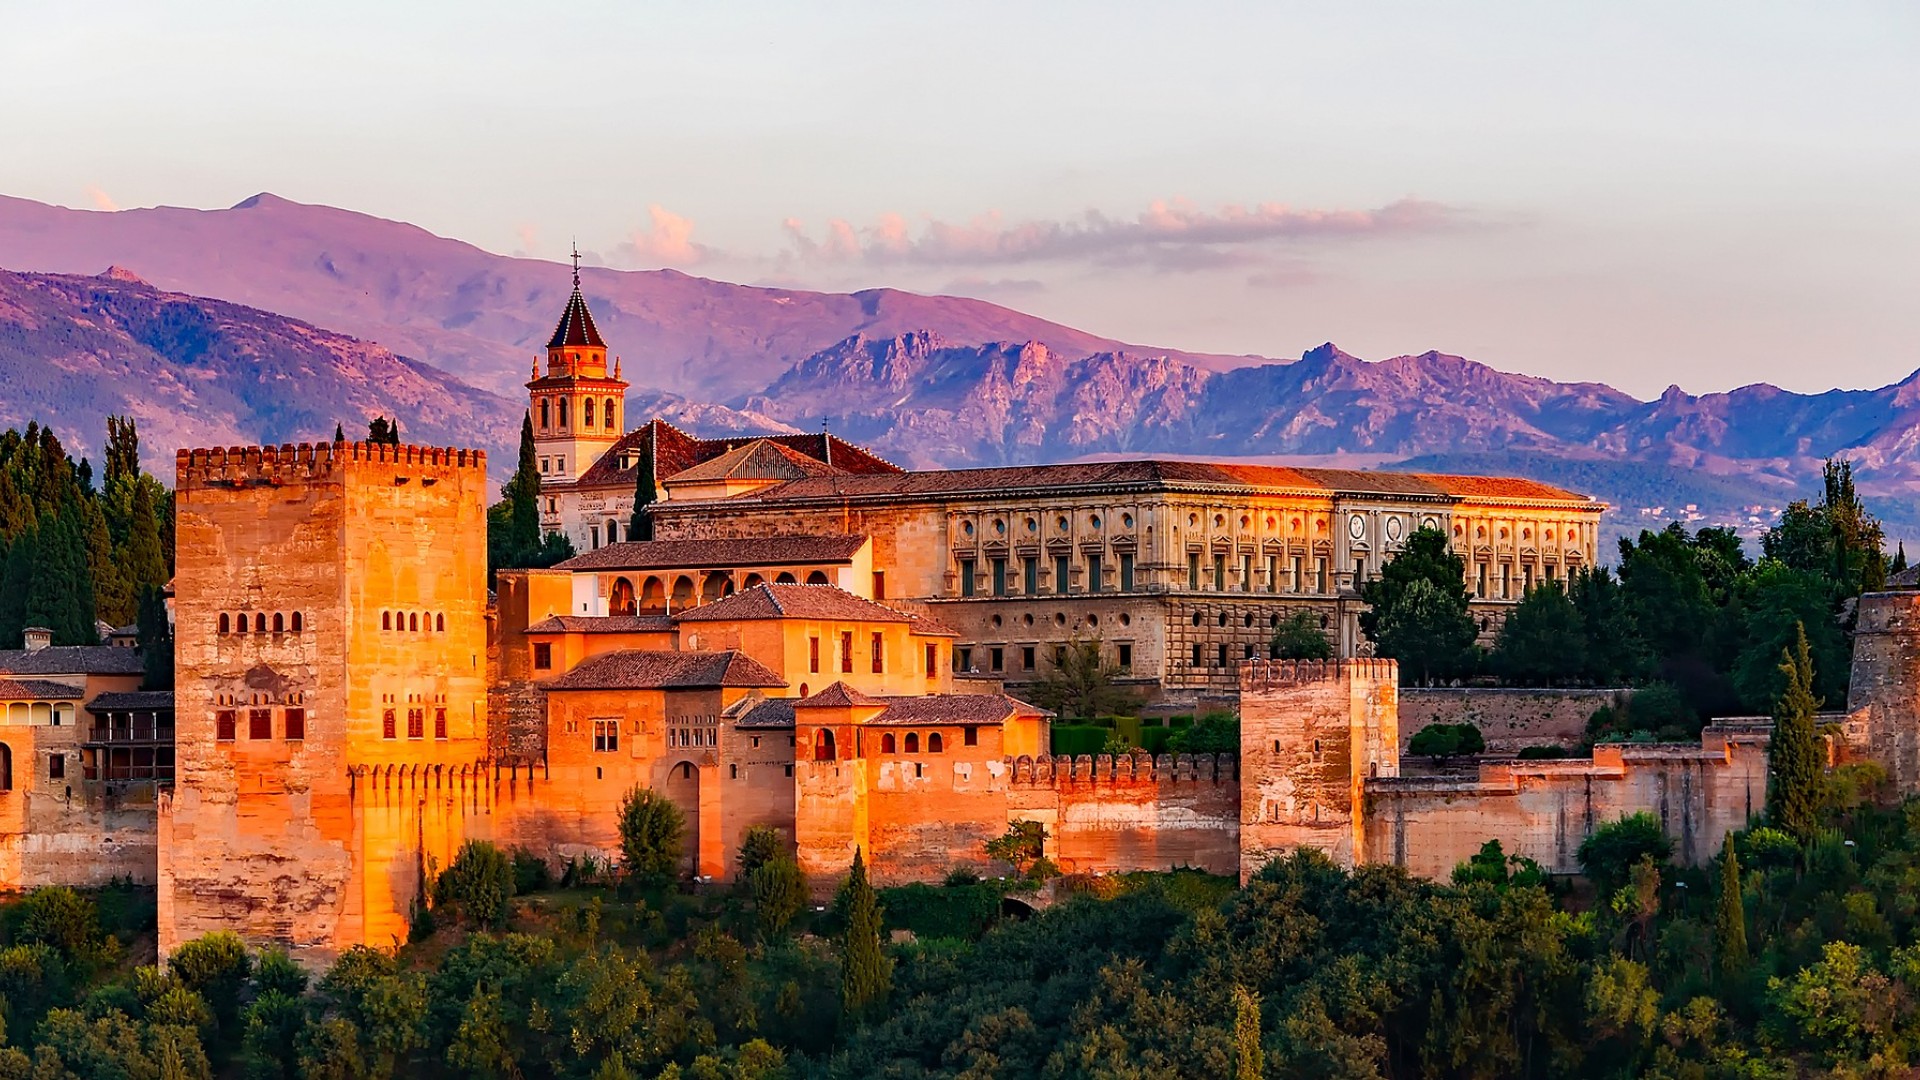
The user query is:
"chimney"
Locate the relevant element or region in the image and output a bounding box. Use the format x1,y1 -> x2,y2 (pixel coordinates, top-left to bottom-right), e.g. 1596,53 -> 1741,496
23,626 -> 53,652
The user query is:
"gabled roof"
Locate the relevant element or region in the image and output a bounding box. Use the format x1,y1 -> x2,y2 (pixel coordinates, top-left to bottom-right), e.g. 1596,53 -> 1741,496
547,286 -> 606,349
724,695 -> 798,728
674,584 -> 917,625
86,691 -> 175,713
796,682 -> 885,709
0,677 -> 87,701
664,440 -> 839,485
0,646 -> 145,677
570,418 -> 902,491
546,649 -> 785,691
525,615 -> 675,635
866,694 -> 1052,726
553,536 -> 867,573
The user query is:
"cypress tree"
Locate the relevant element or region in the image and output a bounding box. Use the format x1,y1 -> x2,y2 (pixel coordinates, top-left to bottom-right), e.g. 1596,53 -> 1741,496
1896,542 -> 1909,576
367,417 -> 401,445
85,497 -> 133,626
0,528 -> 31,648
509,413 -> 540,559
1233,984 -> 1263,1080
628,428 -> 656,542
1767,623 -> 1823,841
333,422 -> 346,444
137,584 -> 173,691
124,480 -> 168,594
1714,832 -> 1746,977
838,847 -> 892,1025
27,510 -> 97,644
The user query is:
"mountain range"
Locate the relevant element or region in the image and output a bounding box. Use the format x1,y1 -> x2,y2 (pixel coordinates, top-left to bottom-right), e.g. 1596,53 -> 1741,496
3,191 -> 1918,549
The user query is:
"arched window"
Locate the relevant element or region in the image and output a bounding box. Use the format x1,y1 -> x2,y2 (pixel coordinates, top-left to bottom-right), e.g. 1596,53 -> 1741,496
539,398 -> 550,430
806,570 -> 830,585
408,613 -> 419,632
799,683 -> 809,698
291,612 -> 303,632
604,398 -> 616,430
775,572 -> 797,584
558,397 -> 570,429
610,577 -> 636,617
743,574 -> 765,588
254,613 -> 267,633
671,576 -> 695,610
0,742 -> 10,792
605,520 -> 619,544
639,577 -> 666,614
881,733 -> 896,753
382,611 -> 392,630
928,733 -> 944,753
272,613 -> 285,633
814,729 -> 836,761
905,733 -> 920,754
583,398 -> 596,427
218,613 -> 230,634
435,613 -> 445,632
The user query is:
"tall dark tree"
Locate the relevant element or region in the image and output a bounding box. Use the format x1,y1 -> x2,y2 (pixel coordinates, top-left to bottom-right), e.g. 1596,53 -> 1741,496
487,413 -> 547,579
838,847 -> 892,1025
1767,623 -> 1824,842
1359,527 -> 1477,684
84,497 -> 133,626
0,526 -> 34,648
1491,582 -> 1584,685
367,417 -> 401,445
1567,567 -> 1646,685
333,422 -> 346,444
25,510 -> 97,645
1895,542 -> 1909,577
124,479 -> 169,595
1714,832 -> 1747,978
1029,635 -> 1139,721
137,584 -> 173,691
628,429 -> 656,543
1763,458 -> 1886,598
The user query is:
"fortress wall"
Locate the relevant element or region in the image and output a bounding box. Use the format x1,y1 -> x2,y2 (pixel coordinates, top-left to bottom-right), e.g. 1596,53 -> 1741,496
1362,731 -> 1769,879
1849,592 -> 1920,794
1398,687 -> 1628,753
1007,753 -> 1240,876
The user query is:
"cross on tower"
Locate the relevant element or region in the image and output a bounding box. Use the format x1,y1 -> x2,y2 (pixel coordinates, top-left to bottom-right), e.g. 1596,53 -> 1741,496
571,241 -> 582,288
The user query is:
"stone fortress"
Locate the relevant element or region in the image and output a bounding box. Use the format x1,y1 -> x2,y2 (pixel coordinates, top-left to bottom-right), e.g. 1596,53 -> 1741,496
3,275 -> 1920,964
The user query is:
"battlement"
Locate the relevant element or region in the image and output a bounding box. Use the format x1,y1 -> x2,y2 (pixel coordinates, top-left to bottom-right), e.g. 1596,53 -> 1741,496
175,442 -> 486,488
1008,752 -> 1238,786
1239,657 -> 1397,691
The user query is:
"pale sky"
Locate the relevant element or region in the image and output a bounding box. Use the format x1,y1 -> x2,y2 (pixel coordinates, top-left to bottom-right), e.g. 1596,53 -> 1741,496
3,1 -> 1917,397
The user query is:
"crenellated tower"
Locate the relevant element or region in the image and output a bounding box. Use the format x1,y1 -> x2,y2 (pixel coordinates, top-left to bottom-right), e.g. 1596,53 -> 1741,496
527,249 -> 627,482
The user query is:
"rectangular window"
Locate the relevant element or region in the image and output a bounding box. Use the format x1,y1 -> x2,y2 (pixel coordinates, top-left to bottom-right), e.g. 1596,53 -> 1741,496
407,708 -> 424,739
1316,557 -> 1329,593
1501,564 -> 1512,599
964,726 -> 979,747
1217,643 -> 1229,668
1241,554 -> 1254,592
593,719 -> 619,753
434,707 -> 447,740
1292,556 -> 1304,593
1087,553 -> 1103,594
1055,555 -> 1072,594
840,631 -> 854,673
990,646 -> 1004,672
871,632 -> 884,674
1188,552 -> 1202,590
382,709 -> 396,740
959,559 -> 976,597
249,709 -> 272,740
590,525 -> 601,550
216,710 -> 236,742
872,571 -> 886,599
809,636 -> 821,673
48,753 -> 64,780
1477,562 -> 1488,598
1053,645 -> 1068,667
1213,554 -> 1227,591
991,557 -> 1007,596
533,643 -> 552,671
1024,557 -> 1039,595
925,643 -> 938,675
285,708 -> 306,741
957,646 -> 972,671
1354,556 -> 1367,582
1120,552 -> 1135,592
1268,555 -> 1281,594
1192,642 -> 1203,666
1117,643 -> 1133,670
1022,645 -> 1036,671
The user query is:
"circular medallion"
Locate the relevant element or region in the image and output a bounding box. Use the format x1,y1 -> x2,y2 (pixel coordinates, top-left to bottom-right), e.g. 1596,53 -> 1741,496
1348,515 -> 1366,540
1385,517 -> 1404,542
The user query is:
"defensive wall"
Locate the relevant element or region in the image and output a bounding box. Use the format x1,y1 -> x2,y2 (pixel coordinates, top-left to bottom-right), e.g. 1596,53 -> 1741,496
1007,752 -> 1240,877
1397,687 -> 1627,754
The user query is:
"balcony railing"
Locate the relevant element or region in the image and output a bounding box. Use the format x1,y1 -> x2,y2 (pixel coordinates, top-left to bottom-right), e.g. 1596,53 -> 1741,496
84,720 -> 175,745
81,745 -> 174,783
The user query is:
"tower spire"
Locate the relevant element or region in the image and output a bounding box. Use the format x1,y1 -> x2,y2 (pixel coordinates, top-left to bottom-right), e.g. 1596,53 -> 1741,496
571,241 -> 581,289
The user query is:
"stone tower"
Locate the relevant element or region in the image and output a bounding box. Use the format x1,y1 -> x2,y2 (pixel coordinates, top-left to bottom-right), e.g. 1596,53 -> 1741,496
160,441 -> 488,962
527,255 -> 627,483
1849,591 -> 1920,794
1237,658 -> 1399,880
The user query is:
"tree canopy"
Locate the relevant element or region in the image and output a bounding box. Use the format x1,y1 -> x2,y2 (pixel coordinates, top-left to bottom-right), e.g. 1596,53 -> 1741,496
1359,526 -> 1477,684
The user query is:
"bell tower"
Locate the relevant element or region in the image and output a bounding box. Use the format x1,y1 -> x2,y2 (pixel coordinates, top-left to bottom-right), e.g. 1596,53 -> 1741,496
527,248 -> 627,482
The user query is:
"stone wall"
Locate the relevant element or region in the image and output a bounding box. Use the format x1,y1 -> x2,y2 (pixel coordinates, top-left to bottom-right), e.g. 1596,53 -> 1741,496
1849,592 -> 1920,795
1007,753 -> 1240,877
1398,687 -> 1629,754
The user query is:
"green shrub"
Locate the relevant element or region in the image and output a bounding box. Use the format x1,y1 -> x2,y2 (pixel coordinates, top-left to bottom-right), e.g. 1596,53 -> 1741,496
751,857 -> 808,939
1408,722 -> 1486,761
1138,727 -> 1175,756
738,824 -> 786,878
167,931 -> 251,1031
1168,713 -> 1238,755
1050,725 -> 1108,757
878,882 -> 1002,940
618,785 -> 686,884
1516,744 -> 1573,760
509,847 -> 553,894
13,887 -> 109,969
1577,812 -> 1674,893
434,840 -> 515,928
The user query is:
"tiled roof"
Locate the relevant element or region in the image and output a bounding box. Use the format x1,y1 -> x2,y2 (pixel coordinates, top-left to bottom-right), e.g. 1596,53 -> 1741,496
554,536 -> 868,573
547,286 -> 606,349
796,682 -> 885,708
0,677 -> 87,701
664,440 -> 839,485
724,696 -> 798,729
0,646 -> 145,677
570,419 -> 902,492
525,615 -> 676,634
546,650 -> 785,691
86,691 -> 175,712
903,611 -> 960,638
653,459 -> 1594,506
674,584 -> 915,625
866,693 -> 1053,726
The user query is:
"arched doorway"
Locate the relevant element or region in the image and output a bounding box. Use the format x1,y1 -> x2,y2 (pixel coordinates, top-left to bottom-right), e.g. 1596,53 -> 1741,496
665,761 -> 701,875
609,577 -> 636,617
639,577 -> 666,614
813,729 -> 837,761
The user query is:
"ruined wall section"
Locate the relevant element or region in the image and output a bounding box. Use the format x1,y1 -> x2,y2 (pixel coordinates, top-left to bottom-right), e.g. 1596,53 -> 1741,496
1007,753 -> 1240,877
1398,687 -> 1627,754
1237,659 -> 1397,881
1849,592 -> 1920,796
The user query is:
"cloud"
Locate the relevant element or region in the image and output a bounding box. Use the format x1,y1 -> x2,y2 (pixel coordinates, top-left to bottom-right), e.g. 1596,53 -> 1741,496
1245,264 -> 1321,289
617,204 -> 708,267
780,197 -> 1458,272
84,186 -> 118,212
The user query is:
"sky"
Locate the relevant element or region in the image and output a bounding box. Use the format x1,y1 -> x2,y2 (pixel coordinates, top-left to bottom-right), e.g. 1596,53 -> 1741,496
2,0 -> 1917,398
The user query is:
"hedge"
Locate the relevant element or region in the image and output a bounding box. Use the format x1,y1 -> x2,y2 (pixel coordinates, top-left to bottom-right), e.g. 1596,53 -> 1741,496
1051,725 -> 1109,757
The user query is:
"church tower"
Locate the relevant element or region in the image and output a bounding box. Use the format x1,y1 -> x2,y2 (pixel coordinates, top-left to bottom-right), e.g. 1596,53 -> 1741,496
527,250 -> 627,482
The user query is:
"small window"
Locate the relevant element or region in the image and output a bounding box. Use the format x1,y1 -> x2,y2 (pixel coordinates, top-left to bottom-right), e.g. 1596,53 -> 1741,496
785,764 -> 794,777
434,708 -> 447,740
925,643 -> 937,675
218,613 -> 230,634
254,613 -> 267,633
959,559 -> 976,597
928,733 -> 943,754
435,614 -> 445,632
533,643 -> 552,670
840,631 -> 854,674
810,636 -> 821,674
382,709 -> 396,740
729,764 -> 739,779
272,612 -> 285,633
882,733 -> 896,753
1021,646 -> 1035,671
990,647 -> 1004,673
382,611 -> 392,631
873,571 -> 886,599
409,613 -> 419,632
48,753 -> 65,780
285,708 -> 306,741
216,710 -> 236,741
291,611 -> 303,632
956,647 -> 971,672
1117,643 -> 1133,670
593,719 -> 619,752
1217,644 -> 1228,667
905,732 -> 920,754
871,632 -> 884,674
964,726 -> 979,746
249,709 -> 272,740
1191,643 -> 1203,666
407,709 -> 424,739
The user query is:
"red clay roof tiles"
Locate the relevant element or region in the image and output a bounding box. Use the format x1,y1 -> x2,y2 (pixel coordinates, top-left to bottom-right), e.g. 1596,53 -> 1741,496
553,536 -> 868,572
546,650 -> 786,690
